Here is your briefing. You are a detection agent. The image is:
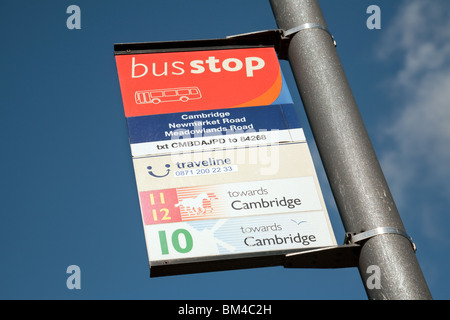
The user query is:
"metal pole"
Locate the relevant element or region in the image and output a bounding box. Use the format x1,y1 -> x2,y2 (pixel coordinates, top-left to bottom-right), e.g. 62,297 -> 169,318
270,0 -> 432,299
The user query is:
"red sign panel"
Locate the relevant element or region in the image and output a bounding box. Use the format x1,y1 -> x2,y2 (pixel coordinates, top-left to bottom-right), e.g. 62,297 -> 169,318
115,47 -> 282,117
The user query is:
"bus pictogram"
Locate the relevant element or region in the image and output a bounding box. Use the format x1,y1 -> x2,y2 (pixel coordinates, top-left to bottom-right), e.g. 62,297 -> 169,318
135,87 -> 202,105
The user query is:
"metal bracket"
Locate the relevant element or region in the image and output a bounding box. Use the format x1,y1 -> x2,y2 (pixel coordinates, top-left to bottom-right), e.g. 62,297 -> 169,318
344,227 -> 417,252
284,244 -> 360,269
227,24 -> 336,60
226,29 -> 290,59
282,23 -> 336,47
284,227 -> 417,270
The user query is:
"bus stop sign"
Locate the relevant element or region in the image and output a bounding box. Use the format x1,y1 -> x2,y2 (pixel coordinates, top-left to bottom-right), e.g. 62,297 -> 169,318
114,37 -> 337,277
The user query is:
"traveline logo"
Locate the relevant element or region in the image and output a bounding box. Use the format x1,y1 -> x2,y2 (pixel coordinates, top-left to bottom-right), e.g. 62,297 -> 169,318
131,55 -> 265,78
175,157 -> 231,169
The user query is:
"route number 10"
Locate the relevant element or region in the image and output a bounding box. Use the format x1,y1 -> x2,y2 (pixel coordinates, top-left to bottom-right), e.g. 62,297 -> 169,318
158,229 -> 193,255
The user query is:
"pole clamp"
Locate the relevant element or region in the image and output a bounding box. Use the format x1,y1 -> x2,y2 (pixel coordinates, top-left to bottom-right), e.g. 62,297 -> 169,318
344,227 -> 417,252
282,23 -> 336,47
226,24 -> 336,60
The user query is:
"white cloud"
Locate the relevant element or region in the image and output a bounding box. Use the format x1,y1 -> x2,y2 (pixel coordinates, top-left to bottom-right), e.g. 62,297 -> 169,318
377,0 -> 450,245
378,0 -> 450,89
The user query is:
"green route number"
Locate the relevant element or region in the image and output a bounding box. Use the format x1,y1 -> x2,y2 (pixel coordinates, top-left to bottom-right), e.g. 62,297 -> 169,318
158,229 -> 193,255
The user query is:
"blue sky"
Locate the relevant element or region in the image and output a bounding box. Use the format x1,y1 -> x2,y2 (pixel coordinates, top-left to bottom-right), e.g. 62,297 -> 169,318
1,0 -> 449,300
